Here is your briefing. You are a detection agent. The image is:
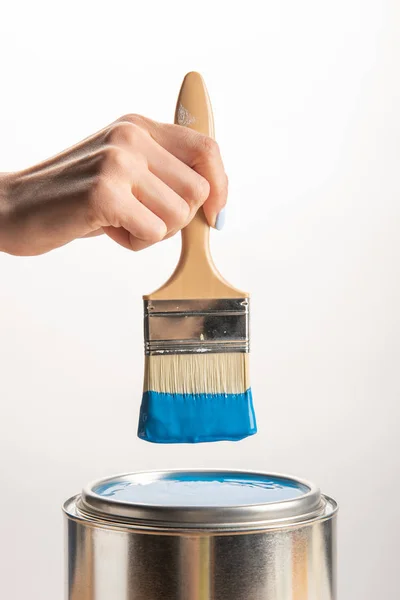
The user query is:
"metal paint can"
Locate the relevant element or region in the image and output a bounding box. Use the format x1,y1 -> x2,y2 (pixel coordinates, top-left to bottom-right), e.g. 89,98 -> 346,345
64,470 -> 337,600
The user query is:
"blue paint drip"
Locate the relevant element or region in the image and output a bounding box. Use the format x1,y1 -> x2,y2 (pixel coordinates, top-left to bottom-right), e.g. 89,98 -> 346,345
138,389 -> 257,444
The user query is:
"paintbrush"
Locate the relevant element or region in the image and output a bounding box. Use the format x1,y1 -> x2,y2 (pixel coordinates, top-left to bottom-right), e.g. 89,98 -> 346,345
138,71 -> 256,443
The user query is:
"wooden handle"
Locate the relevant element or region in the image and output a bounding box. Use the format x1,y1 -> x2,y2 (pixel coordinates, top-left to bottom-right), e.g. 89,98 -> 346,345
175,72 -> 214,275
145,72 -> 246,300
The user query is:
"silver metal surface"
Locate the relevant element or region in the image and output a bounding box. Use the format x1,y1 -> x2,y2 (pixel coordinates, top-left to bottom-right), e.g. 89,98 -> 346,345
64,470 -> 338,600
143,298 -> 250,355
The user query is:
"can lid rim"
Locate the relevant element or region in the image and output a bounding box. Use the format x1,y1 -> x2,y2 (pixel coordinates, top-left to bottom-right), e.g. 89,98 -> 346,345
73,470 -> 327,529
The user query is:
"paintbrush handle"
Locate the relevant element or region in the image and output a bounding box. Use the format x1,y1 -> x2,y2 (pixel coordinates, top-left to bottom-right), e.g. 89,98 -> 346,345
145,72 -> 246,300
174,71 -> 215,272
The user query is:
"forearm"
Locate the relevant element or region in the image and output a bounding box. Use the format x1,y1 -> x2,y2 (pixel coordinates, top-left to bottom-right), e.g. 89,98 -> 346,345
0,173 -> 12,254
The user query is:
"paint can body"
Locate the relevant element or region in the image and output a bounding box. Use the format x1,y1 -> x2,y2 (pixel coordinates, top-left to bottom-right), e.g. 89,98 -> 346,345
64,470 -> 337,600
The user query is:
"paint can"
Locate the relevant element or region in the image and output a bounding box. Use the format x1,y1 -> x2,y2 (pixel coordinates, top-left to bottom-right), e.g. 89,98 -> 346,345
64,470 -> 337,599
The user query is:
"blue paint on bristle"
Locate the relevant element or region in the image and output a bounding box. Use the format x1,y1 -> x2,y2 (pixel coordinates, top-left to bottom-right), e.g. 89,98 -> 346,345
138,389 -> 257,444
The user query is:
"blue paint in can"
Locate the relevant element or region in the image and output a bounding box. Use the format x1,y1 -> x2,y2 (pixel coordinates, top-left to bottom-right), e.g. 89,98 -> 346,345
93,472 -> 308,506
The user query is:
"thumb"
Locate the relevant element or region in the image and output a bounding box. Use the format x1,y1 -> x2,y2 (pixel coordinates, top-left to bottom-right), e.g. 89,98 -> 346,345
202,184 -> 227,231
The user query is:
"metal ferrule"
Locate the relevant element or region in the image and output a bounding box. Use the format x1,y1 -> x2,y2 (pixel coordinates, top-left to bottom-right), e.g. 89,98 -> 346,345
144,298 -> 250,355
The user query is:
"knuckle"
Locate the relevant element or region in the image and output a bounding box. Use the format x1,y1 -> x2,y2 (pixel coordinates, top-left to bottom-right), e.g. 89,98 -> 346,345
132,207 -> 167,243
103,145 -> 130,173
192,175 -> 211,204
181,175 -> 210,206
119,113 -> 139,124
118,113 -> 148,129
199,136 -> 220,159
106,121 -> 139,145
171,199 -> 190,229
143,222 -> 166,243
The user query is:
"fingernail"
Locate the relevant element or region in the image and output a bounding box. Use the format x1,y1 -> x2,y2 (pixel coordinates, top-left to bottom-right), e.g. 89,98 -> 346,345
215,208 -> 226,231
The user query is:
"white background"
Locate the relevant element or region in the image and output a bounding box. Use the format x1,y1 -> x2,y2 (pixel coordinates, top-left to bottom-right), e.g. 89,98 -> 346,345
0,1 -> 399,598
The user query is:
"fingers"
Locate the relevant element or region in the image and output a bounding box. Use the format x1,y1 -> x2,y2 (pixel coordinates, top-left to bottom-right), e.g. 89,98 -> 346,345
111,193 -> 167,249
144,143 -> 210,222
104,225 -> 157,252
119,115 -> 228,228
91,177 -> 167,251
109,118 -> 212,222
104,172 -> 197,252
155,124 -> 228,228
86,116 -> 229,253
136,171 -> 190,235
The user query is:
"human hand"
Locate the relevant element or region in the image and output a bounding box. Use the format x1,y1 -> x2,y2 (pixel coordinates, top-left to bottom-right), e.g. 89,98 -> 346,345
0,115 -> 228,256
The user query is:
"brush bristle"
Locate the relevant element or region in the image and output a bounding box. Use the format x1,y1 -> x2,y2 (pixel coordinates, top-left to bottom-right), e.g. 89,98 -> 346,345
138,353 -> 256,444
143,353 -> 250,395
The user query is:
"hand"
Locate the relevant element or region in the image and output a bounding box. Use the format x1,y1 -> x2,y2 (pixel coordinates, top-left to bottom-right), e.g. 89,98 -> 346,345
0,114 -> 228,256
